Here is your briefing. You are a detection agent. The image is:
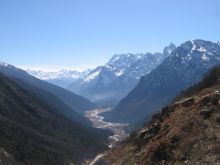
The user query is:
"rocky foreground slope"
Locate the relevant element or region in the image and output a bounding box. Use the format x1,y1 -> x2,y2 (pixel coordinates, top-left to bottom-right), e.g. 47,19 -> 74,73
101,65 -> 220,165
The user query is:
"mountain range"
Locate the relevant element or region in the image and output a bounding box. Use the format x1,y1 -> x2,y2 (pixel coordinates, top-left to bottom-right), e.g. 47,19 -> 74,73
104,39 -> 220,124
68,43 -> 176,106
25,39 -> 220,126
27,69 -> 90,88
20,39 -> 220,126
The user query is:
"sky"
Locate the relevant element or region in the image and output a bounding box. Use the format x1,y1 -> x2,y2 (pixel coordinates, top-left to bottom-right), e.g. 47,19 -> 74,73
0,0 -> 220,71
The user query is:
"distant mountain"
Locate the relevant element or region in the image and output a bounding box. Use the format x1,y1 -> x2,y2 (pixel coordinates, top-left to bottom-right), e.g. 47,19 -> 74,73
68,43 -> 175,106
104,65 -> 220,165
105,39 -> 220,124
27,69 -> 89,88
0,61 -> 96,115
0,73 -> 110,165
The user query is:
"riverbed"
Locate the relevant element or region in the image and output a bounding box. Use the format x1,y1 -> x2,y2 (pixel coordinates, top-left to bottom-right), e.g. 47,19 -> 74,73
84,108 -> 129,165
85,108 -> 129,148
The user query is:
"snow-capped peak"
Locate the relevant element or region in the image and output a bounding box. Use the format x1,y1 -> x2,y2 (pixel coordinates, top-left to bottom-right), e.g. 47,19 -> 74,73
198,46 -> 207,53
163,43 -> 176,56
0,61 -> 19,70
84,70 -> 100,82
27,69 -> 88,80
109,54 -> 143,63
171,39 -> 220,63
68,46 -> 171,106
110,55 -> 121,63
191,40 -> 197,53
190,40 -> 209,53
80,53 -> 147,84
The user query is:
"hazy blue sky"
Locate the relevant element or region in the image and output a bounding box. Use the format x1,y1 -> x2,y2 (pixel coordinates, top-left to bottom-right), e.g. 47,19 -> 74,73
0,0 -> 220,71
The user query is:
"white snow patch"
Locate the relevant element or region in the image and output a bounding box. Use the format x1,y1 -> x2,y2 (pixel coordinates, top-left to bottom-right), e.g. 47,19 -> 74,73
186,54 -> 192,61
168,49 -> 172,55
84,70 -> 100,82
137,55 -> 142,58
105,64 -> 111,69
198,46 -> 207,52
191,41 -> 197,53
115,70 -> 124,76
111,56 -> 120,63
201,54 -> 209,61
207,52 -> 214,56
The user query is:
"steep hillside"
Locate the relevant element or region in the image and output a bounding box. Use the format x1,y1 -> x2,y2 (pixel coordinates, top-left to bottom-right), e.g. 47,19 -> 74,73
0,62 -> 96,115
13,78 -> 92,126
103,65 -> 220,165
68,44 -> 175,106
0,73 -> 110,165
106,39 -> 220,124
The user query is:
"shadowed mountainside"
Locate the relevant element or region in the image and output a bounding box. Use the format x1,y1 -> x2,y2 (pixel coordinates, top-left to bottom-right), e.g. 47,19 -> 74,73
0,62 -> 96,115
0,73 -> 111,165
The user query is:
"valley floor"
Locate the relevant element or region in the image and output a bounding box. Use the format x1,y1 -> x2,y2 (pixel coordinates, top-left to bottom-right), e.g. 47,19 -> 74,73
84,108 -> 129,164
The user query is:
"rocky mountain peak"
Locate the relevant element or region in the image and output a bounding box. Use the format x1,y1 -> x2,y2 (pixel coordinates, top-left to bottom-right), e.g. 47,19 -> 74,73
109,53 -> 143,63
168,39 -> 220,63
0,61 -> 15,69
163,43 -> 176,56
107,53 -> 144,71
27,69 -> 88,80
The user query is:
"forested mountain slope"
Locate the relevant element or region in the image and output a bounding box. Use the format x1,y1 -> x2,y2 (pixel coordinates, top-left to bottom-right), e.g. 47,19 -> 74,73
0,73 -> 110,165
